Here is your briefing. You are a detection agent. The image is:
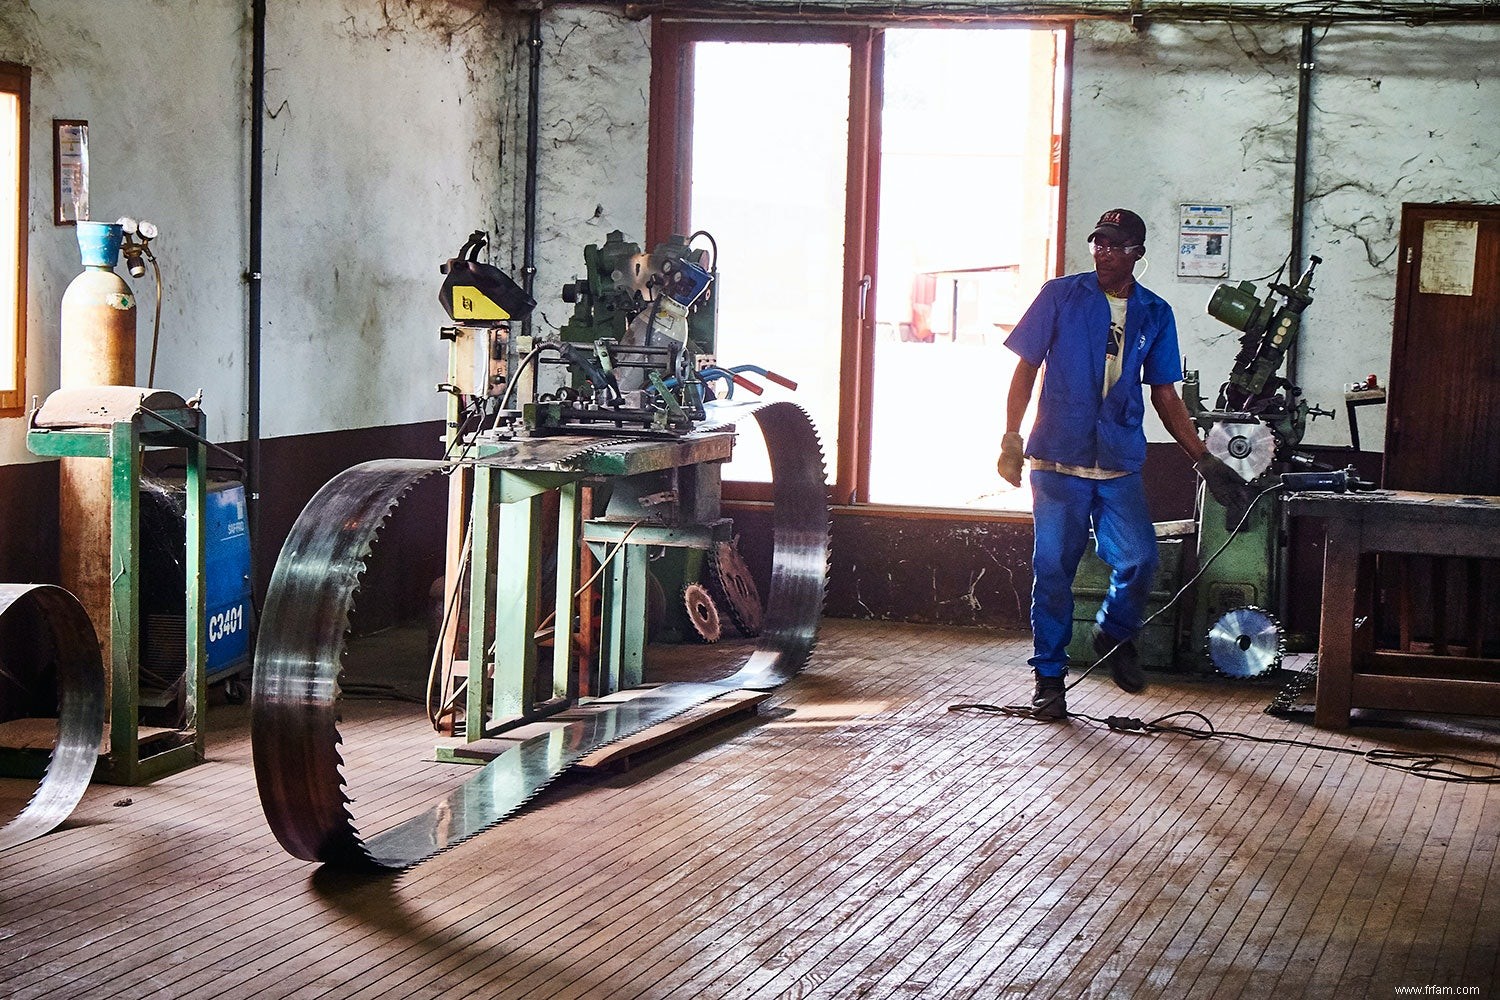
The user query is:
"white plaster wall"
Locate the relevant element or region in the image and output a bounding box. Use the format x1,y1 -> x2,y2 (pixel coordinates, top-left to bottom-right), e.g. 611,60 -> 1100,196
8,4 -> 1494,465
260,0 -> 509,438
1070,20 -> 1302,440
0,0 -> 245,460
492,7 -> 652,343
519,11 -> 1500,455
1299,23 -> 1500,450
1070,19 -> 1500,449
1,0 -> 515,463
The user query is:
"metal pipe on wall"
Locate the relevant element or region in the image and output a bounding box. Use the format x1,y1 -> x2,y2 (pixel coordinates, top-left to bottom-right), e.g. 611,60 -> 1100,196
1287,22 -> 1314,391
1277,22 -> 1315,642
247,0 -> 266,570
626,0 -> 1500,24
521,9 -> 542,341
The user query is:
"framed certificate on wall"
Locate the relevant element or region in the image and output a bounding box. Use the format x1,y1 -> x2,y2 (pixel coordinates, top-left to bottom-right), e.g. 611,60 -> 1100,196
54,118 -> 89,225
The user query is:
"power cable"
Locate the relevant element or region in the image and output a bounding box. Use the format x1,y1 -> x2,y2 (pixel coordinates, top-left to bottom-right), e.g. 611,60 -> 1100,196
429,520 -> 644,728
951,480 -> 1284,721
950,702 -> 1500,784
948,480 -> 1500,784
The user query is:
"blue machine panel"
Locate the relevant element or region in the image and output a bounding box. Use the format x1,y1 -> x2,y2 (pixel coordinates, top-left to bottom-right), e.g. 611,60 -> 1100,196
139,476 -> 254,688
203,483 -> 253,680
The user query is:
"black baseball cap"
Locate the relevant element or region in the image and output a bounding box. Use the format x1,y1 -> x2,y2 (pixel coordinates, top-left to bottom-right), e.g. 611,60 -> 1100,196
1089,208 -> 1147,246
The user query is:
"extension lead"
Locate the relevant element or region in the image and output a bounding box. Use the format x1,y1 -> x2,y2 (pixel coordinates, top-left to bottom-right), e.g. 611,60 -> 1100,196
973,462 -> 1378,721
950,700 -> 1500,783
947,469 -> 1500,785
962,477 -> 1289,721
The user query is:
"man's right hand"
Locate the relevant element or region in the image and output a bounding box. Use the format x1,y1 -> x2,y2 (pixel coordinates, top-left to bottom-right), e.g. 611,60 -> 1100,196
998,432 -> 1025,487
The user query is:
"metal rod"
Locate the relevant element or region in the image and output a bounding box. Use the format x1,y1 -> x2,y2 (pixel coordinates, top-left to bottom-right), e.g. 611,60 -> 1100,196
1276,23 -> 1316,642
138,405 -> 246,468
1288,21 -> 1315,392
521,9 -> 542,341
634,1 -> 1500,25
248,0 -> 266,572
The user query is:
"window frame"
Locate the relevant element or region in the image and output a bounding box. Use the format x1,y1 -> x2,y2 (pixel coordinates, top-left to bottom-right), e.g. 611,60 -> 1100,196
0,61 -> 29,417
649,19 -> 880,505
647,19 -> 1070,509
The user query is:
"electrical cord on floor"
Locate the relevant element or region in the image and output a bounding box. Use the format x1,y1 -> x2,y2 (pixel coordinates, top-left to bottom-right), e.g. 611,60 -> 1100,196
951,481 -> 1285,722
341,681 -> 427,705
949,702 -> 1500,784
947,480 -> 1500,784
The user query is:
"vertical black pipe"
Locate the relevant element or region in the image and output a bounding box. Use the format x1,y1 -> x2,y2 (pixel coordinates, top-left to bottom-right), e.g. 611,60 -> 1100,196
1278,23 -> 1315,632
248,0 -> 266,575
1287,22 -> 1314,389
520,10 -> 542,340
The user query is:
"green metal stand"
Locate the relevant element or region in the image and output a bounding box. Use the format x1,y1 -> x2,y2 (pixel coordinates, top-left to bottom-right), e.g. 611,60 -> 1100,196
457,433 -> 733,742
28,406 -> 208,785
1185,484 -> 1280,667
584,519 -> 728,693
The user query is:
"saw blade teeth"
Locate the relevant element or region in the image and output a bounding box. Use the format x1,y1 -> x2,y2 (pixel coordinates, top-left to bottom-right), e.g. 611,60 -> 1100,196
1205,420 -> 1277,483
1206,604 -> 1284,678
254,401 -> 830,870
683,582 -> 723,642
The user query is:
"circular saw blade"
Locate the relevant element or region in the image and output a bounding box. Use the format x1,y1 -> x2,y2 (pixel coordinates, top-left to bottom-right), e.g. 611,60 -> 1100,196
1205,420 -> 1276,482
1207,606 -> 1284,678
683,582 -> 722,643
708,540 -> 763,637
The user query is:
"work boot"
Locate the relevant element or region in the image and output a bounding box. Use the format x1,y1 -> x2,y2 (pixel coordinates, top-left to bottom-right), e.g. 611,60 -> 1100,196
1032,673 -> 1068,720
1093,626 -> 1146,694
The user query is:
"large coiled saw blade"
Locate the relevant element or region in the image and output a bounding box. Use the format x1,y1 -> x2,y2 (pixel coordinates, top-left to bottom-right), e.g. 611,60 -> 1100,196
1207,605 -> 1284,678
252,400 -> 829,870
0,584 -> 106,853
1205,420 -> 1276,483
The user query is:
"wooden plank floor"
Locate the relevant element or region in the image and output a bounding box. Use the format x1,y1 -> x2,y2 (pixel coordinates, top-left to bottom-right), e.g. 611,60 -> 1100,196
3,618 -> 1499,999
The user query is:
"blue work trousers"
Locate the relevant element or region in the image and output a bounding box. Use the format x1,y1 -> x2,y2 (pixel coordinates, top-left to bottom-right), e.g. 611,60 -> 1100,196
1029,469 -> 1158,677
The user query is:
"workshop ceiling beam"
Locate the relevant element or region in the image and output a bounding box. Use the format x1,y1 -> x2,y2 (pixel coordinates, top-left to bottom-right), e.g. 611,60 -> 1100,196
493,0 -> 1500,27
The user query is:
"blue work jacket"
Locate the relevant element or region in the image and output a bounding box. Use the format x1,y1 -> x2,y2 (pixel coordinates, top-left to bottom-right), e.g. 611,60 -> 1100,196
1004,271 -> 1183,472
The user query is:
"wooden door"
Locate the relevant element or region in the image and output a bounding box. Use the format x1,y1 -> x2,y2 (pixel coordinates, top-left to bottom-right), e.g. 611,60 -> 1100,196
1381,203 -> 1500,658
1386,203 -> 1500,493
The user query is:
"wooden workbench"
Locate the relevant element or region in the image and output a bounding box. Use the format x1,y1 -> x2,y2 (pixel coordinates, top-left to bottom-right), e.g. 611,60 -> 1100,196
1288,489 -> 1500,728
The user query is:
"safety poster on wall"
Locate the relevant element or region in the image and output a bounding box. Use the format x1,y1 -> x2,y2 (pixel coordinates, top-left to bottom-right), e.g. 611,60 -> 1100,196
1177,203 -> 1232,278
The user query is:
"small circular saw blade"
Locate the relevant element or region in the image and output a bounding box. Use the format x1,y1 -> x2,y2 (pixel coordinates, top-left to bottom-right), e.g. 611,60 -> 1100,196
1205,420 -> 1277,483
683,582 -> 722,643
1207,605 -> 1284,678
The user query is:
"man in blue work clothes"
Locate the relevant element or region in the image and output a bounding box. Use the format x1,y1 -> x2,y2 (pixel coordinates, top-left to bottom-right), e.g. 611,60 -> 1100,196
998,208 -> 1249,719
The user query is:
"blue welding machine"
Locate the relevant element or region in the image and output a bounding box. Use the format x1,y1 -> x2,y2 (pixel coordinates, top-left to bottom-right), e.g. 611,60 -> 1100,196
139,477 -> 254,700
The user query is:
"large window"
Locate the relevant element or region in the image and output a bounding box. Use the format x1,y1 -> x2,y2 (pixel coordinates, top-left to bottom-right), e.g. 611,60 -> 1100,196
649,22 -> 1066,510
0,62 -> 27,416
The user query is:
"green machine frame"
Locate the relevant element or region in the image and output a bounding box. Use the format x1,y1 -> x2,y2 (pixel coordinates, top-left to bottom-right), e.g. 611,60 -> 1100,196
26,397 -> 208,785
445,432 -> 734,749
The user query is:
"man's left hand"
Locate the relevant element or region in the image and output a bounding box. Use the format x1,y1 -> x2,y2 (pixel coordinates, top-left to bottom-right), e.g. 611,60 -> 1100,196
1195,453 -> 1255,529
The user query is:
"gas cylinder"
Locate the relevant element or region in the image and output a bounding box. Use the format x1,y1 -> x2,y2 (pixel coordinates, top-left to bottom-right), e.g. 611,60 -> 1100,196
59,221 -> 136,683
61,221 -> 135,386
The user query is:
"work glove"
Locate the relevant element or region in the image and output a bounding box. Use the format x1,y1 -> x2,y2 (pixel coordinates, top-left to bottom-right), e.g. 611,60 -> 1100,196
997,432 -> 1025,487
1195,453 -> 1255,530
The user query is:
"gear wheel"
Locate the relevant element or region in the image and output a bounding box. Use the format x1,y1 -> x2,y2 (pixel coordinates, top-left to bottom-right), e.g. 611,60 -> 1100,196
683,582 -> 722,643
709,539 -> 763,637
1207,605 -> 1284,678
